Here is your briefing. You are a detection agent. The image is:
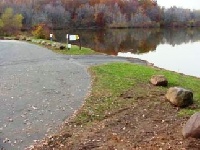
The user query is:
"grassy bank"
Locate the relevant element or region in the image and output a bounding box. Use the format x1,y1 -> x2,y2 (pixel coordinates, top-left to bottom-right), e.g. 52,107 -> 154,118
34,62 -> 200,149
75,63 -> 200,125
54,45 -> 96,55
30,38 -> 98,55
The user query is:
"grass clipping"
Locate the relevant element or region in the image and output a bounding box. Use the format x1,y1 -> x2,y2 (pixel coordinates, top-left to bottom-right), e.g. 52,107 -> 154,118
35,63 -> 200,149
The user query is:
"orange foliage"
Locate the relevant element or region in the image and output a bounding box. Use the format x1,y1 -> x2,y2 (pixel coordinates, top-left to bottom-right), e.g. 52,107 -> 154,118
89,0 -> 100,6
32,23 -> 50,39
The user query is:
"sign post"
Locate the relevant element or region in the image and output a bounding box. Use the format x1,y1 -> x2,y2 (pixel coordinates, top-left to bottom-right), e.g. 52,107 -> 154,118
66,34 -> 69,50
66,34 -> 81,50
79,35 -> 81,50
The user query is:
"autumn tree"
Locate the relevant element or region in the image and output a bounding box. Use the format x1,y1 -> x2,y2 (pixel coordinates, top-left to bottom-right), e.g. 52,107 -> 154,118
75,4 -> 95,27
146,5 -> 162,22
139,0 -> 157,10
108,3 -> 128,28
32,23 -> 50,39
44,1 -> 71,29
130,12 -> 152,27
0,8 -> 23,35
192,10 -> 200,26
93,4 -> 107,27
0,0 -> 200,29
163,7 -> 192,26
89,0 -> 100,6
0,19 -> 3,34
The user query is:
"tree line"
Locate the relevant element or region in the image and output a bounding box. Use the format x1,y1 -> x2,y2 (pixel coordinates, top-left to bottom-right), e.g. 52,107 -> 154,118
1,0 -> 200,31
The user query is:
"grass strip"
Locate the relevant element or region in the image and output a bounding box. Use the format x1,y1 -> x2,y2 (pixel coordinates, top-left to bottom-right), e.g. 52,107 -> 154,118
31,38 -> 98,55
74,63 -> 200,125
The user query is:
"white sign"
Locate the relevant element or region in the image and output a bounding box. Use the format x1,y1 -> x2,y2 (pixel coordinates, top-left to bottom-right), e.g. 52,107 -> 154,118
67,44 -> 72,49
69,35 -> 79,41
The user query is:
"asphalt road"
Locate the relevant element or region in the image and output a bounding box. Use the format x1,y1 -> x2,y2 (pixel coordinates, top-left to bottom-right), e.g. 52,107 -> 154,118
0,40 -> 146,149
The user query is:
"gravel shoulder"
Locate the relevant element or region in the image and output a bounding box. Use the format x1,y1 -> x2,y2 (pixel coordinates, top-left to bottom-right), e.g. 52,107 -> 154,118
0,40 -> 145,149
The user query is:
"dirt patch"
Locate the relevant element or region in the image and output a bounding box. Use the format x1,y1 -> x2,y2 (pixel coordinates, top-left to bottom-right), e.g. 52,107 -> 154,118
33,84 -> 200,150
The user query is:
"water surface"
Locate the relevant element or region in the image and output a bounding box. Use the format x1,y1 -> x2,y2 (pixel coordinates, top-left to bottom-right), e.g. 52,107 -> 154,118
54,28 -> 200,77
119,43 -> 200,77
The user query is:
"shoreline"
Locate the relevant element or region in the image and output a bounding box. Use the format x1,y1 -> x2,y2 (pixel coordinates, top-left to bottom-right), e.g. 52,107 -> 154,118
1,37 -> 199,79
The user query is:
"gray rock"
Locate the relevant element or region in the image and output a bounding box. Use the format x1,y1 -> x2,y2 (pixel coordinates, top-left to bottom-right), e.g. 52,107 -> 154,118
150,75 -> 168,86
37,40 -> 42,44
55,43 -> 66,50
183,112 -> 200,138
55,43 -> 61,49
165,87 -> 193,107
45,42 -> 51,46
51,42 -> 57,47
15,36 -> 20,40
60,45 -> 66,50
26,37 -> 32,41
4,37 -> 15,40
41,41 -> 46,45
19,36 -> 26,40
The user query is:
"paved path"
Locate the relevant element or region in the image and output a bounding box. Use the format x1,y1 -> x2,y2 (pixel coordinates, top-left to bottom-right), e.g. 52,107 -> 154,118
0,40 -> 146,149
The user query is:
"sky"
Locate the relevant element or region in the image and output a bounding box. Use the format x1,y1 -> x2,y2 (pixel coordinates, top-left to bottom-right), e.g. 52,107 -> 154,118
157,0 -> 200,10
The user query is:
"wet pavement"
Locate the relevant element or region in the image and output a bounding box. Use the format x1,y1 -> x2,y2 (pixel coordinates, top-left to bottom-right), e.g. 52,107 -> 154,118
0,40 -> 146,149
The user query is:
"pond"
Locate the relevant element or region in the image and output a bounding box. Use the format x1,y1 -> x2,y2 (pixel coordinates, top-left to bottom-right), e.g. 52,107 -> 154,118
53,28 -> 200,78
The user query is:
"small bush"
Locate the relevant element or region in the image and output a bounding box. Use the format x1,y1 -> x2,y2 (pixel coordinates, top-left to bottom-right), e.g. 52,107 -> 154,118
32,24 -> 50,39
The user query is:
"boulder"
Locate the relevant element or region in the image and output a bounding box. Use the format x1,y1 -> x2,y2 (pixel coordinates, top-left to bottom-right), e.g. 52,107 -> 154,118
26,37 -> 32,41
41,41 -> 46,45
37,40 -> 42,44
182,112 -> 200,138
31,39 -> 37,43
19,36 -> 26,40
150,75 -> 168,86
55,43 -> 66,50
15,36 -> 20,40
51,43 -> 57,47
55,43 -> 62,49
165,87 -> 193,107
45,42 -> 51,46
4,37 -> 15,40
60,45 -> 66,50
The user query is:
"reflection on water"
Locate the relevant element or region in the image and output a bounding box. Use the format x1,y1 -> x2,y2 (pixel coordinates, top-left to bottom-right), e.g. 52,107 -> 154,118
54,28 -> 200,55
54,28 -> 200,77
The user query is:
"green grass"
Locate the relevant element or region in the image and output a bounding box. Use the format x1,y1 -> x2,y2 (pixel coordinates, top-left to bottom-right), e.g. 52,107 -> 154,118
74,63 -> 200,124
31,38 -> 98,55
55,45 -> 97,55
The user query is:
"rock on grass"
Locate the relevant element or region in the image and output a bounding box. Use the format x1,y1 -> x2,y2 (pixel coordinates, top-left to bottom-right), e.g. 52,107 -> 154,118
165,87 -> 193,107
150,75 -> 168,87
